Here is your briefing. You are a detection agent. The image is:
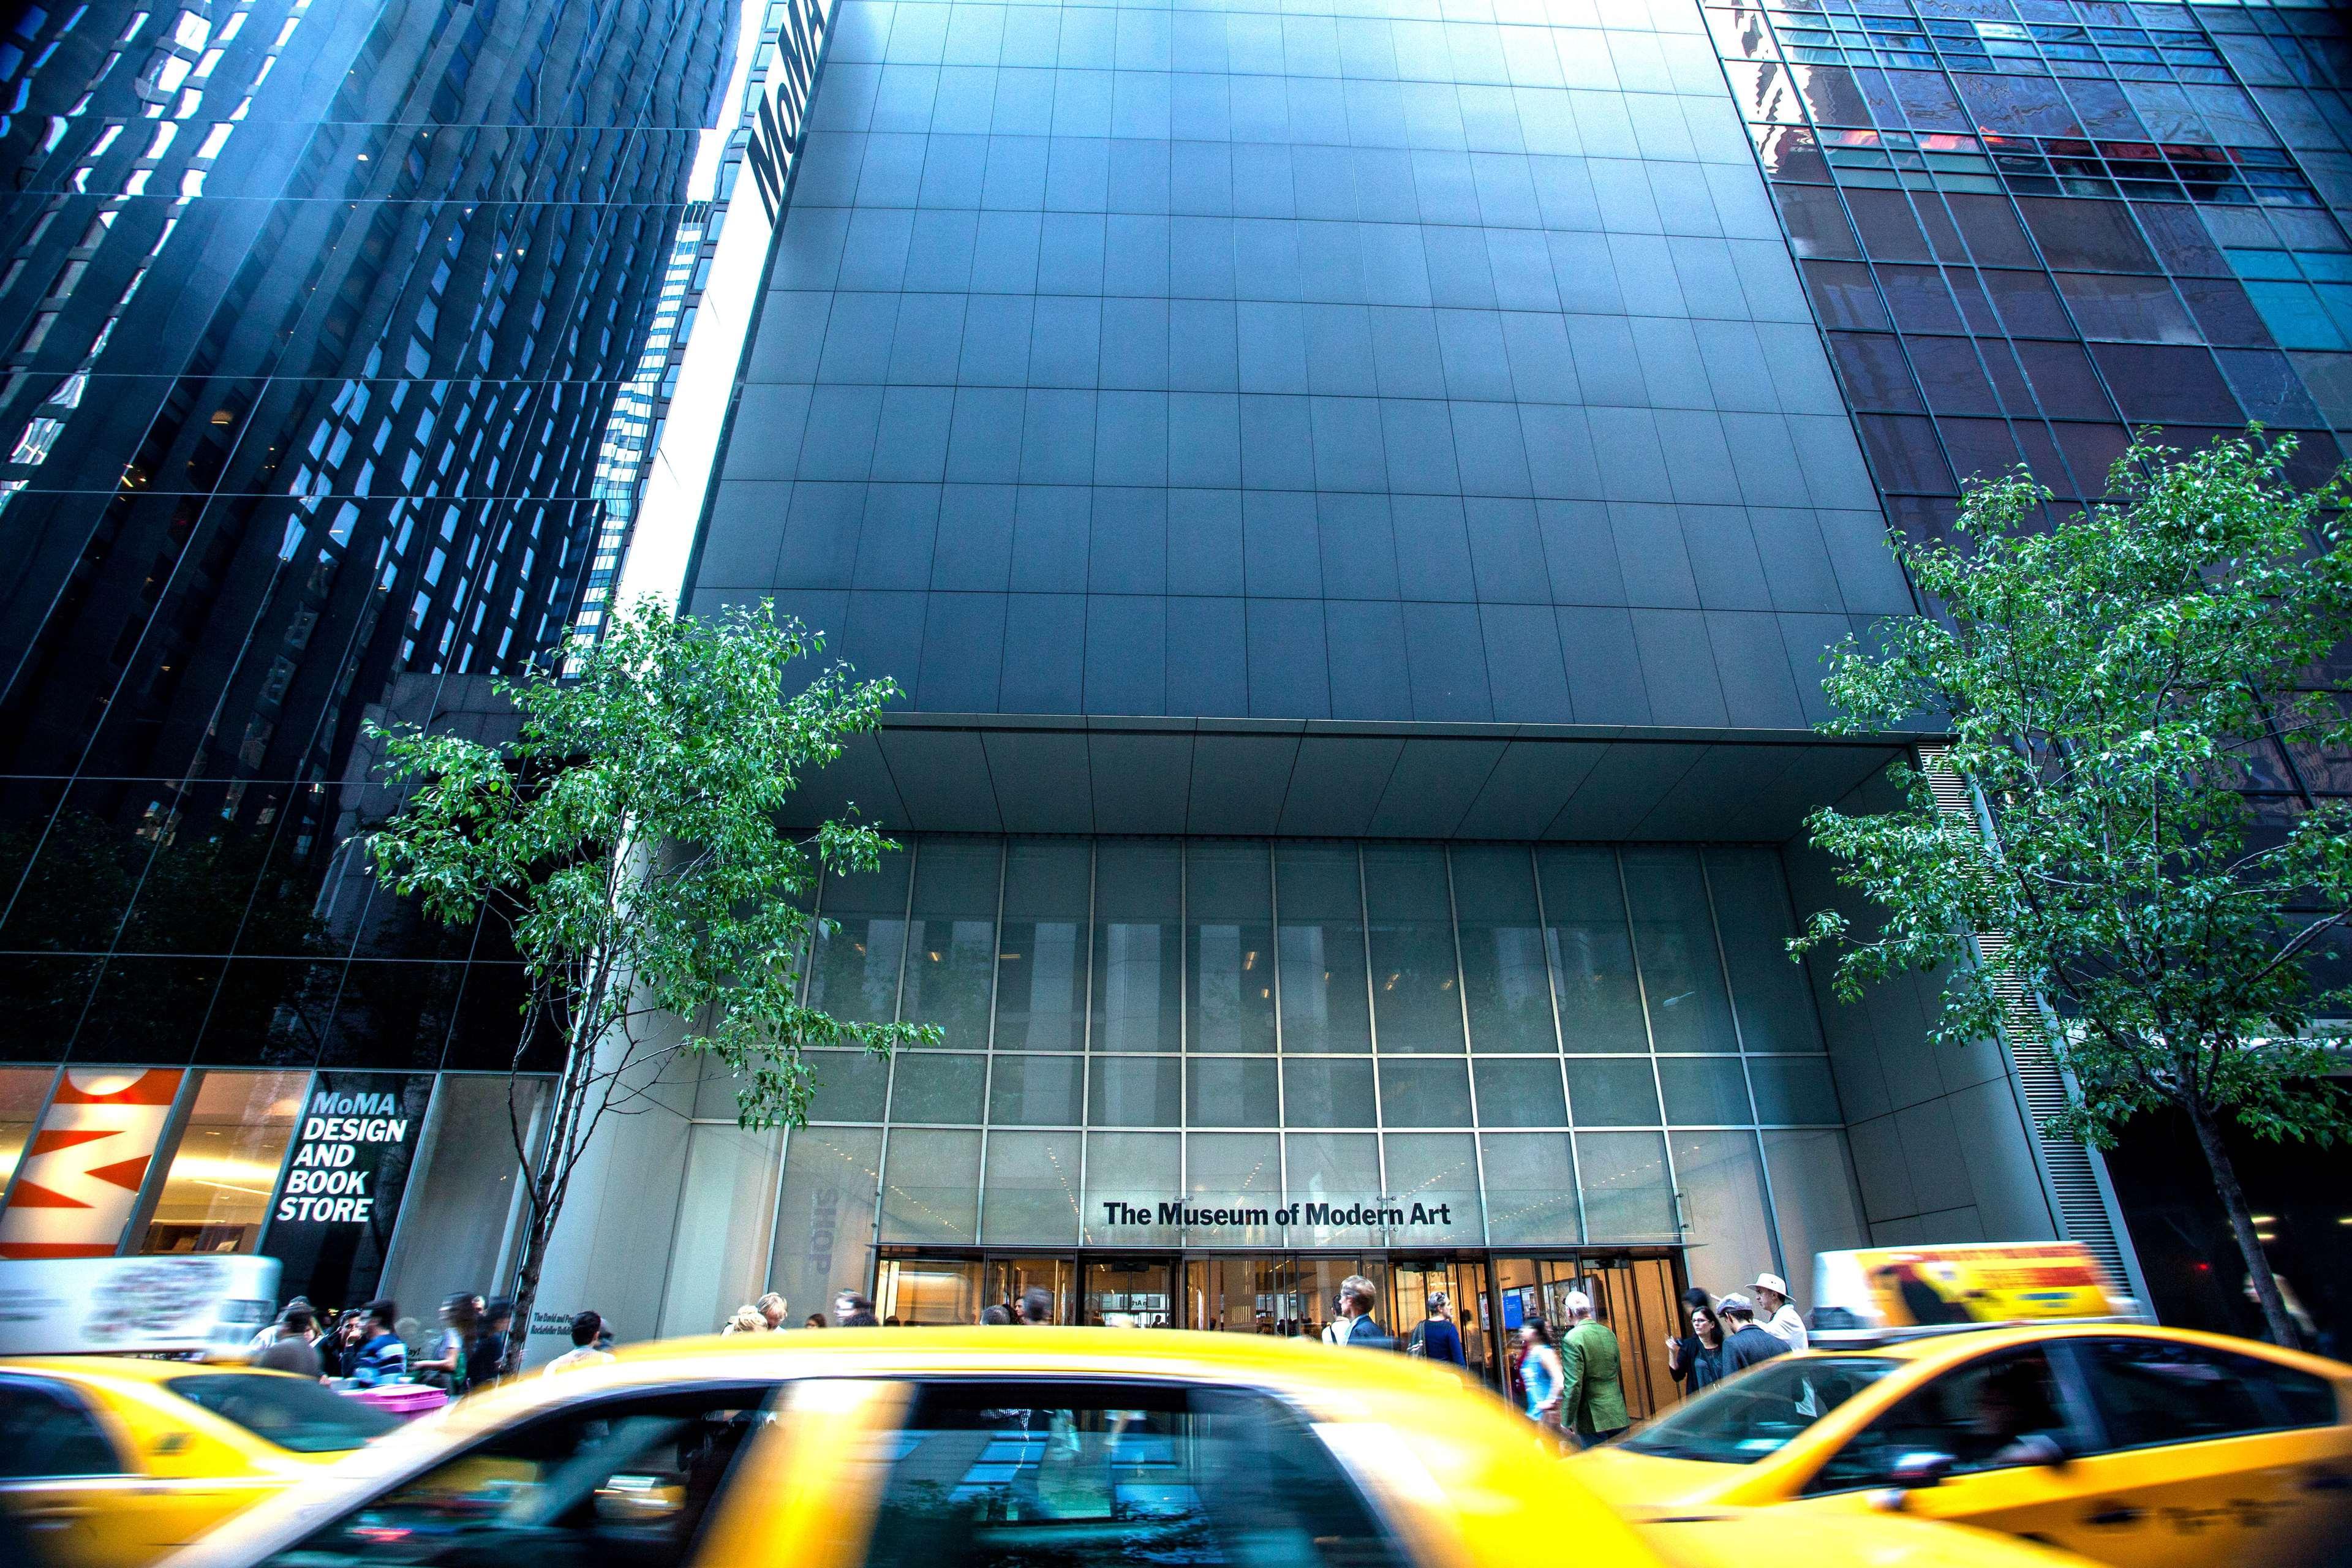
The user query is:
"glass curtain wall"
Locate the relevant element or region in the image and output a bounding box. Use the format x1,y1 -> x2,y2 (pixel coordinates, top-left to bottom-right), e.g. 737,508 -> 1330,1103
759,836 -> 1865,1287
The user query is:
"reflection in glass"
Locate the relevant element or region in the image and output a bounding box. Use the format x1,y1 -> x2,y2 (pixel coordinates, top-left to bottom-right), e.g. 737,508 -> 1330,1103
0,1069 -> 55,1191
1481,1133 -> 1580,1246
1185,842 -> 1275,1053
1623,848 -> 1739,1053
1365,846 -> 1464,1054
899,840 -> 1000,1051
142,1070 -> 306,1256
979,1130 -> 1081,1245
1285,1131 -> 1382,1249
1080,1130 -> 1180,1245
1671,1131 -> 1778,1296
1658,1057 -> 1754,1126
986,1055 -> 1083,1126
1091,841 -> 1182,1053
769,1126 -> 883,1317
1185,1057 -> 1278,1126
655,1125 -> 783,1337
889,1053 -> 987,1125
1280,1057 -> 1374,1127
1185,1131 -> 1281,1248
807,858 -> 911,1025
1567,1058 -> 1664,1126
880,1127 -> 981,1244
1383,1131 -> 1480,1244
995,840 -> 1089,1051
1576,1131 -> 1679,1242
1275,844 -> 1372,1054
1706,848 -> 1828,1054
1453,847 -> 1556,1053
1539,848 -> 1648,1052
1088,1055 -> 1181,1126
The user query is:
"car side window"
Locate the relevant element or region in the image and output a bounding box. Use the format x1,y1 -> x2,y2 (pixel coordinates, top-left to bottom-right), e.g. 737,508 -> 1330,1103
1804,1348 -> 2081,1495
0,1376 -> 123,1480
860,1380 -> 1403,1568
258,1383 -> 777,1568
2079,1338 -> 2323,1449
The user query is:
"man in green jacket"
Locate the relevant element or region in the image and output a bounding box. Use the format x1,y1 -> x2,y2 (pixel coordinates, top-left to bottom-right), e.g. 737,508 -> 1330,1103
1559,1290 -> 1632,1447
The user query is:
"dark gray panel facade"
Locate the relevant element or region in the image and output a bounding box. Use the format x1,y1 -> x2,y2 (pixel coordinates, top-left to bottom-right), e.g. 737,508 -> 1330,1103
693,0 -> 1915,735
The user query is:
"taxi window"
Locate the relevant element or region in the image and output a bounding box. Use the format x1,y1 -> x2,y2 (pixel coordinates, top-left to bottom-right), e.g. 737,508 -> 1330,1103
860,1380 -> 1403,1568
1619,1358 -> 1897,1464
1804,1347 -> 2089,1495
2079,1338 -> 2334,1450
0,1376 -> 122,1480
257,1382 -> 775,1568
167,1373 -> 401,1452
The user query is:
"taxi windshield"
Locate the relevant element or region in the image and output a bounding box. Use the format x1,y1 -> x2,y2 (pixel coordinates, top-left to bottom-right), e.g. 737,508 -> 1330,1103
167,1373 -> 402,1453
1621,1357 -> 1898,1464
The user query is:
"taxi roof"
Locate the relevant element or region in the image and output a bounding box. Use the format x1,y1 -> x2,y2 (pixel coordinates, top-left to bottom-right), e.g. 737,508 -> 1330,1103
1800,1319 -> 2352,1379
0,1354 -> 288,1385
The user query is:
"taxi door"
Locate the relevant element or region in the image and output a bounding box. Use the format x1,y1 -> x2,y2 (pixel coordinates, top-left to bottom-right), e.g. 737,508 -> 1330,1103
2032,1336 -> 2352,1568
1781,1343 -> 2109,1551
0,1371 -> 210,1568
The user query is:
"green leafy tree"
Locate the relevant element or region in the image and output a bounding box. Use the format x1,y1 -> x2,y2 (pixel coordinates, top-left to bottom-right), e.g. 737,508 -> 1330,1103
364,599 -> 934,1370
1795,433 -> 2352,1347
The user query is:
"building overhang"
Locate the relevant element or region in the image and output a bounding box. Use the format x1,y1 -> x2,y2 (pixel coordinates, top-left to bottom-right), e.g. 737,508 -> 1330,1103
786,714 -> 1921,843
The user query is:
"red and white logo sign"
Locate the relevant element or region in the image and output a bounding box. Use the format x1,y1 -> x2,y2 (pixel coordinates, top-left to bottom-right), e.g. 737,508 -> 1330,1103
0,1069 -> 183,1259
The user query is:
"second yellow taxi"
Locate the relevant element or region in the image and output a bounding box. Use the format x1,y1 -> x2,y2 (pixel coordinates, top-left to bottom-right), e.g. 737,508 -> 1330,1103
1574,1321 -> 2352,1568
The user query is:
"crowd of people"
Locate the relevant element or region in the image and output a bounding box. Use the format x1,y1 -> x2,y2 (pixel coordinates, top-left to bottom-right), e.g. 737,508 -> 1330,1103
1662,1270 -> 1809,1395
241,1291 -> 620,1392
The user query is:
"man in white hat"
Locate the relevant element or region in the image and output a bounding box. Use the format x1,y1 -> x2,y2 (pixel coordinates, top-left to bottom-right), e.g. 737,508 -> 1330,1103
1751,1272 -> 1807,1351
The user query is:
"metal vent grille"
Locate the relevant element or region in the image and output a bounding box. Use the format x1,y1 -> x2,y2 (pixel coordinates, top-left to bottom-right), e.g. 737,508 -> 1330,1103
1917,745 -> 2139,1294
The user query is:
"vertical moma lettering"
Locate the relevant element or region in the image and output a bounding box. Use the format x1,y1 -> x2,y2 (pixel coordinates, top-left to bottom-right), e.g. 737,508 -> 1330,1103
272,1090 -> 410,1226
745,0 -> 834,224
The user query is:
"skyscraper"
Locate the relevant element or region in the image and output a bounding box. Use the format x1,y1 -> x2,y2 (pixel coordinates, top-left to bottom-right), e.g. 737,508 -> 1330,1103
0,0 -> 735,1302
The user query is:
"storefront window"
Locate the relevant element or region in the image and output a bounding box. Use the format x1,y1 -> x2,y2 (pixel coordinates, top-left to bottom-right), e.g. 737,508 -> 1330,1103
995,841 -> 1089,1052
899,840 -> 998,1051
1273,845 -> 1372,1054
1364,846 -> 1464,1054
1705,848 -> 1830,1054
767,1126 -> 881,1319
880,1128 -> 980,1244
144,1070 -> 307,1256
1453,847 -> 1554,1054
1185,842 -> 1275,1053
1623,848 -> 1740,1054
0,1068 -> 54,1192
805,856 -> 910,1026
1091,841 -> 1182,1053
1539,848 -> 1647,1052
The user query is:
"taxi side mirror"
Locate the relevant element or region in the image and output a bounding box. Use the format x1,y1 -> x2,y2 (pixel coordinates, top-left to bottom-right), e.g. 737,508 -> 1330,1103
1866,1450 -> 1954,1513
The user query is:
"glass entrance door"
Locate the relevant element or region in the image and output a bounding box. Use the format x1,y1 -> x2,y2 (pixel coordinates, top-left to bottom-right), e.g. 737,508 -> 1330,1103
1083,1256 -> 1176,1325
983,1256 -> 1075,1324
1385,1258 -> 1483,1371
1185,1255 -> 1292,1334
1488,1254 -> 1687,1419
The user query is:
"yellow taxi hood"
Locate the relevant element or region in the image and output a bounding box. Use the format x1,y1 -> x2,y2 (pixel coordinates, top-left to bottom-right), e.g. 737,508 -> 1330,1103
1570,1442 -> 1741,1510
1634,1507 -> 2105,1568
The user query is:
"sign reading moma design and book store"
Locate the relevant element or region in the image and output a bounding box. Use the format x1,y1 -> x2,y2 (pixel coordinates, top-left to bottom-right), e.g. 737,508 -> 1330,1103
1098,1199 -> 1464,1232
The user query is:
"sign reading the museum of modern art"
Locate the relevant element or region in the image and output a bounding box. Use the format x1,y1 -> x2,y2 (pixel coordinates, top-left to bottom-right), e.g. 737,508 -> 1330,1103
1099,1198 -> 1461,1231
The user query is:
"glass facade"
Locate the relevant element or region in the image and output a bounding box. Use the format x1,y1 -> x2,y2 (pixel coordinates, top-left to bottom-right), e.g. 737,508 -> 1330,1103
696,0 -> 1916,728
736,836 -> 1856,1272
0,0 -> 736,1072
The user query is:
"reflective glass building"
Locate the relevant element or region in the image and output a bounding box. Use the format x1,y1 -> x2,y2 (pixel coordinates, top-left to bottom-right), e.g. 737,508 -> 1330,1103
0,0 -> 737,1305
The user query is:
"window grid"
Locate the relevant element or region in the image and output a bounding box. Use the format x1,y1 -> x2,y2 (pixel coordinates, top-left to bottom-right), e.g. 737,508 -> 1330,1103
768,834 -> 1842,1252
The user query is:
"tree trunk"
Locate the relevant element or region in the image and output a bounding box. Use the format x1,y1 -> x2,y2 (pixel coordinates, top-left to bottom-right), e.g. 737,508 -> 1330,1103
501,1198 -> 558,1377
2184,1096 -> 2299,1348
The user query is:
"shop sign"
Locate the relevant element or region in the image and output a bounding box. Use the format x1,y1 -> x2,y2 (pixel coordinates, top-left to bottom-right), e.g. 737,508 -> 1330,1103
1097,1197 -> 1463,1231
273,1090 -> 412,1226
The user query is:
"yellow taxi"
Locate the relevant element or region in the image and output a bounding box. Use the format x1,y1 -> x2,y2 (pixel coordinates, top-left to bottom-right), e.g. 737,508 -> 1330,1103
1,1356 -> 401,1568
1574,1322 -> 2352,1568
164,1328 -> 2101,1568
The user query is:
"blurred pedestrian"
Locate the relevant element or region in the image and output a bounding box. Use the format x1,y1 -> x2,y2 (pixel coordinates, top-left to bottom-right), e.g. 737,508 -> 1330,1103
803,1313 -> 826,1329
1667,1290 -> 1726,1395
1407,1290 -> 1466,1366
835,1290 -> 878,1327
1321,1275 -> 1390,1348
594,1319 -> 618,1354
325,1308 -> 370,1378
415,1293 -> 479,1387
246,1295 -> 313,1357
756,1292 -> 788,1330
1518,1321 -> 1564,1428
544,1311 -> 614,1375
1717,1294 -> 1790,1374
723,1306 -> 766,1334
251,1305 -> 322,1377
1019,1285 -> 1054,1325
1751,1273 -> 1808,1351
349,1301 -> 408,1386
981,1304 -> 1015,1325
1560,1291 -> 1630,1447
469,1298 -> 516,1385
